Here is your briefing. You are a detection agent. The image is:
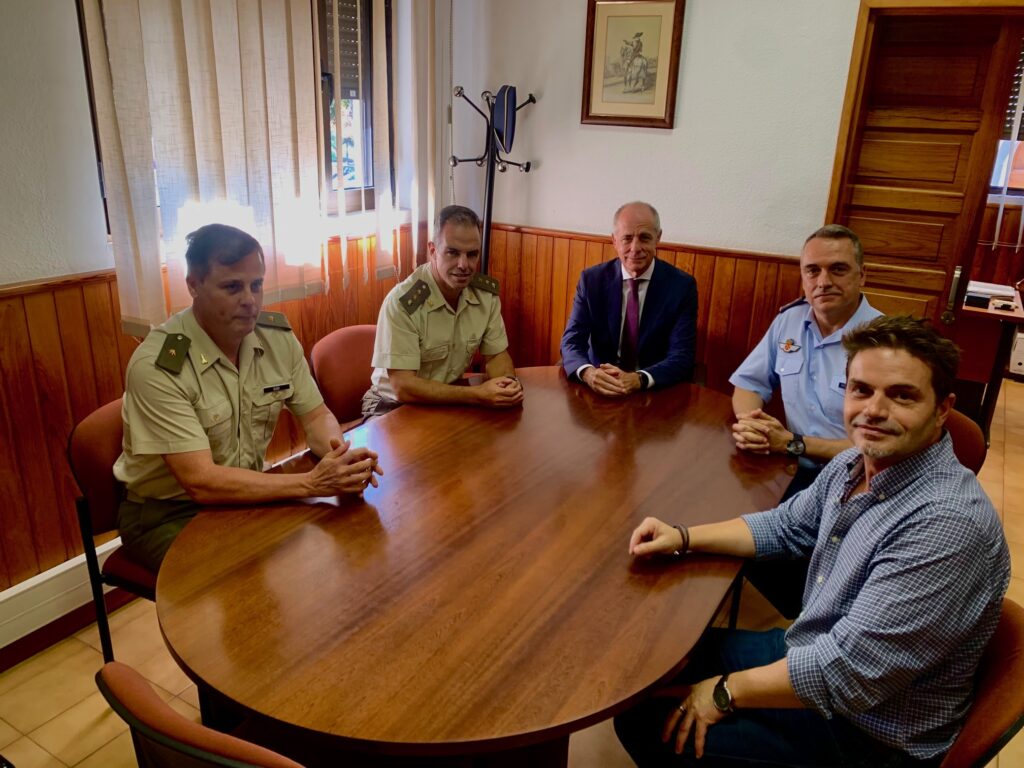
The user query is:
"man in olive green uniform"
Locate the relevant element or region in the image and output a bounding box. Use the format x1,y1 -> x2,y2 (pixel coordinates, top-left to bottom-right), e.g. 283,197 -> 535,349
361,205 -> 523,415
115,224 -> 382,571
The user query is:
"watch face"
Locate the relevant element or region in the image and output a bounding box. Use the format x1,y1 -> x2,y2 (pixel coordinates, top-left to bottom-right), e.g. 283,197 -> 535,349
787,438 -> 805,456
713,679 -> 732,712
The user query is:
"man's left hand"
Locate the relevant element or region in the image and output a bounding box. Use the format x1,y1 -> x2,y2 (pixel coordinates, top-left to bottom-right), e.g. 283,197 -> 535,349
735,409 -> 791,454
662,677 -> 728,758
599,364 -> 643,395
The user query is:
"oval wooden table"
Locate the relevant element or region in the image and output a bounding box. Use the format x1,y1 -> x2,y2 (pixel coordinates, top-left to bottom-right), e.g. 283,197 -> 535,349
157,366 -> 790,766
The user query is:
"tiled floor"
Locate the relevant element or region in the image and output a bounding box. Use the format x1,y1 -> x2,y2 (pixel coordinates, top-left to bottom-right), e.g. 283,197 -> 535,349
1,380 -> 1023,767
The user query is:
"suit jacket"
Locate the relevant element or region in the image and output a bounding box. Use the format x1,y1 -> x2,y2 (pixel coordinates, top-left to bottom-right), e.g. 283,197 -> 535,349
560,258 -> 697,387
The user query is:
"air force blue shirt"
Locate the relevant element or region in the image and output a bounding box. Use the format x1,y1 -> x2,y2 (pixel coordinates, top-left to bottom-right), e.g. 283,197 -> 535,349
729,296 -> 882,440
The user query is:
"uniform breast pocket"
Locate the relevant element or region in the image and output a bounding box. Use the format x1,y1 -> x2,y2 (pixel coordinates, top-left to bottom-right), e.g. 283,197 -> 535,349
825,374 -> 847,423
420,344 -> 450,379
195,401 -> 233,456
774,353 -> 805,407
252,389 -> 289,442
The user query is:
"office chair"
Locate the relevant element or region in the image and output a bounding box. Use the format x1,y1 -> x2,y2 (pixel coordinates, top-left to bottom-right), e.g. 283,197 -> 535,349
96,661 -> 304,768
309,324 -> 376,430
941,598 -> 1024,767
944,408 -> 987,475
68,398 -> 156,663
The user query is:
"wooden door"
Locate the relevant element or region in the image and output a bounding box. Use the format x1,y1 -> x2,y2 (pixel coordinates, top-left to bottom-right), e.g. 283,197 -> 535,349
827,7 -> 1023,327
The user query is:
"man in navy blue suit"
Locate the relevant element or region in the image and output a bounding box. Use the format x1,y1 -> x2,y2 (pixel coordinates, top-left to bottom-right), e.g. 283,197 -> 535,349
560,201 -> 697,395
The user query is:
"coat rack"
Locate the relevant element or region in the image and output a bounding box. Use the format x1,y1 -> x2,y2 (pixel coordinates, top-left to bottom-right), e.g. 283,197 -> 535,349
449,84 -> 536,273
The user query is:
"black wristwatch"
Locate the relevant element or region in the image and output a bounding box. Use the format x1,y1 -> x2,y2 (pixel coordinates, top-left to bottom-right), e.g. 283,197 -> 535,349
786,433 -> 806,457
712,674 -> 735,714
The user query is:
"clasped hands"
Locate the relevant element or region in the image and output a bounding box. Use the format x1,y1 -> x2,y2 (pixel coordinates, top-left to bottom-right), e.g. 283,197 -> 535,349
732,408 -> 791,454
309,437 -> 384,496
582,363 -> 642,397
476,375 -> 524,408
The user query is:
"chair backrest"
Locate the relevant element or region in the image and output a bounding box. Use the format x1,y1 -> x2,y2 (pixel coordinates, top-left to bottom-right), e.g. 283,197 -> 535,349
68,398 -> 125,536
945,409 -> 987,475
309,324 -> 376,423
941,598 -> 1024,768
96,662 -> 304,768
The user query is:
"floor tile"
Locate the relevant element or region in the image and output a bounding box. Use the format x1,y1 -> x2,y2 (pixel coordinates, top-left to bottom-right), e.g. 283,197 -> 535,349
27,690 -> 127,766
134,644 -> 192,695
74,730 -> 137,768
568,718 -> 634,767
0,736 -> 65,768
166,695 -> 202,724
0,639 -> 87,698
0,640 -> 103,733
75,598 -> 155,653
0,718 -> 18,750
179,682 -> 200,709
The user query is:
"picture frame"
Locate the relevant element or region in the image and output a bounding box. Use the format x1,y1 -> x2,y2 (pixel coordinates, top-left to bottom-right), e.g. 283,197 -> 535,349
581,0 -> 686,129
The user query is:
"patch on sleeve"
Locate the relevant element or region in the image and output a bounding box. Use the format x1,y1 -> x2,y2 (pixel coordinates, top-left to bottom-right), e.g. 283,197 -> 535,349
399,280 -> 431,314
257,310 -> 292,330
470,273 -> 500,295
155,333 -> 191,374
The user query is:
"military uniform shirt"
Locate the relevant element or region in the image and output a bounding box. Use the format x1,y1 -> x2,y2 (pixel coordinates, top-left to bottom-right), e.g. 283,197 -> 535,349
729,296 -> 882,441
365,263 -> 509,410
113,307 -> 323,500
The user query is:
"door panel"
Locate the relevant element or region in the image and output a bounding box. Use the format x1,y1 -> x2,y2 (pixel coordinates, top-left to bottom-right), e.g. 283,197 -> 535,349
829,10 -> 1022,326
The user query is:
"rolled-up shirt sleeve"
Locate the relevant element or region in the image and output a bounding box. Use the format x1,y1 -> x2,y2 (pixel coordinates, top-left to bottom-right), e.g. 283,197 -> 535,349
742,474 -> 824,561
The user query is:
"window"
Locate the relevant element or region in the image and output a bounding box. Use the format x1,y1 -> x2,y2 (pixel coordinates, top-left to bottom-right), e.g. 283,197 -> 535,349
319,0 -> 378,213
990,38 -> 1024,195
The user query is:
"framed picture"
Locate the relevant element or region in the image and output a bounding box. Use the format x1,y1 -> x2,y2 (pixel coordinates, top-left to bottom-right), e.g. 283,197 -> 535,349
581,0 -> 686,129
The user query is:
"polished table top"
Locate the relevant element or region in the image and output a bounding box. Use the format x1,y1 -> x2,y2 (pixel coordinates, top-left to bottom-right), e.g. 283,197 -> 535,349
157,366 -> 789,757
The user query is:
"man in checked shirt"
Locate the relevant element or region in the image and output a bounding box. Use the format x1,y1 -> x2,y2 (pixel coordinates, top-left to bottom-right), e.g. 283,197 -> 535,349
616,315 -> 1010,767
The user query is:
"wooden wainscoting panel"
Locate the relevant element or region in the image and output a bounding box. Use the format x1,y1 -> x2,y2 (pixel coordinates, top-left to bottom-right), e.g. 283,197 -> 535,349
22,292 -> 81,564
0,296 -> 67,577
1,224 -> 816,591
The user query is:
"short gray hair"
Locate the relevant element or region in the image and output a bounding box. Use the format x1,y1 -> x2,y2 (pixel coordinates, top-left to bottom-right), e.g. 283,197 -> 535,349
434,205 -> 481,240
804,224 -> 864,267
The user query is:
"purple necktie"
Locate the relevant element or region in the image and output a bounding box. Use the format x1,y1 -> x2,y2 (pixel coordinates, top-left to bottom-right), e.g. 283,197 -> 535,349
620,278 -> 640,371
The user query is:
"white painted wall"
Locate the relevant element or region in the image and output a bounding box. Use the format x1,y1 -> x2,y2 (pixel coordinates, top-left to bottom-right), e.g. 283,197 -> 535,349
446,0 -> 861,255
0,0 -> 111,285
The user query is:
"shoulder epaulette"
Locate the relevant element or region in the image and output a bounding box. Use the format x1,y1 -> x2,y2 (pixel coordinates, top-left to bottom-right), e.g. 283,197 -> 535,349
155,333 -> 190,374
470,272 -> 500,295
398,279 -> 431,314
778,297 -> 808,314
257,310 -> 292,330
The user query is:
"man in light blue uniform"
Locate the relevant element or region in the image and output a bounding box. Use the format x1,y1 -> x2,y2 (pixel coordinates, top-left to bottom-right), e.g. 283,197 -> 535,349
729,224 -> 881,617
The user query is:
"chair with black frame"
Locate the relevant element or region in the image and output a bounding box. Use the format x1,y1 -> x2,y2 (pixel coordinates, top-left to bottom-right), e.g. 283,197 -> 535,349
309,324 -> 376,430
940,597 -> 1024,767
68,397 -> 156,663
96,661 -> 304,768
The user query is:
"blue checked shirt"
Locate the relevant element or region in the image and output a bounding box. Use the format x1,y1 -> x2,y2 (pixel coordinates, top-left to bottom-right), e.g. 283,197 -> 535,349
743,433 -> 1009,759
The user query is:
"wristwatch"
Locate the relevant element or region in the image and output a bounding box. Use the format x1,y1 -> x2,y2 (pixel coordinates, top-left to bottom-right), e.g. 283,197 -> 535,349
786,433 -> 806,457
712,674 -> 735,714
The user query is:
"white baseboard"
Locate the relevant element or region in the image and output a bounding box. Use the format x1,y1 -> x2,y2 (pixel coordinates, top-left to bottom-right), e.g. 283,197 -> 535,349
0,539 -> 119,649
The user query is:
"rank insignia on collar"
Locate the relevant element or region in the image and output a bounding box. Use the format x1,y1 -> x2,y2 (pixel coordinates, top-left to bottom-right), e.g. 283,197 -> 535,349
470,273 -> 500,295
779,339 -> 801,353
257,311 -> 292,330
